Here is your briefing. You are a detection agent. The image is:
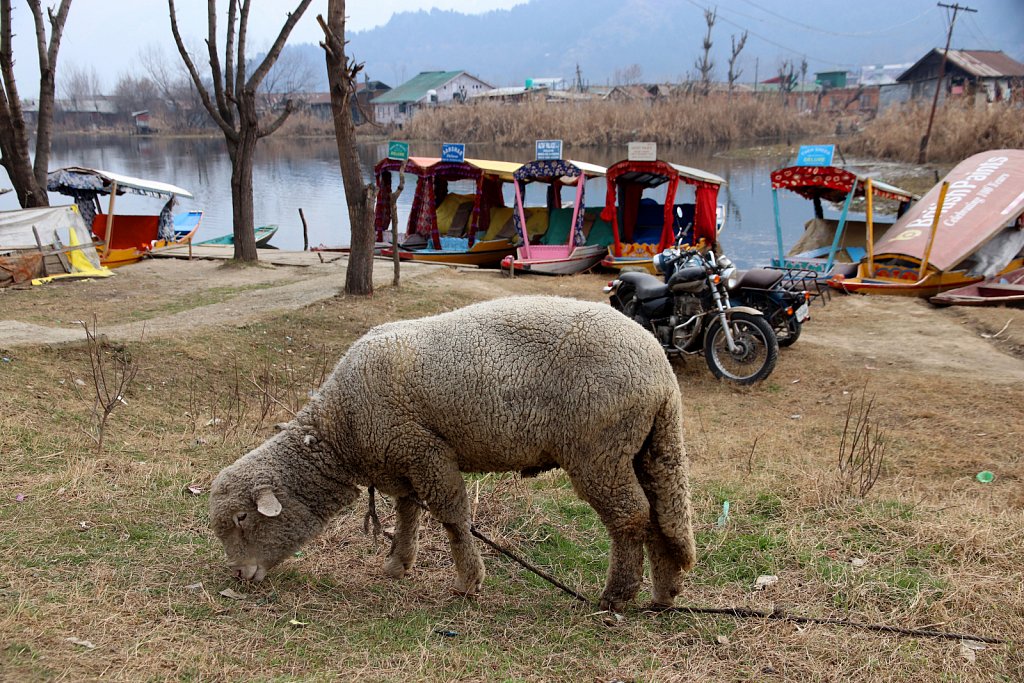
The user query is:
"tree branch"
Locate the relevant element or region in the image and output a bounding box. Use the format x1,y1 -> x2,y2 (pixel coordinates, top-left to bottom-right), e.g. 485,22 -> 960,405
168,0 -> 238,140
247,0 -> 313,93
235,0 -> 250,99
257,99 -> 295,138
224,0 -> 237,106
205,0 -> 228,121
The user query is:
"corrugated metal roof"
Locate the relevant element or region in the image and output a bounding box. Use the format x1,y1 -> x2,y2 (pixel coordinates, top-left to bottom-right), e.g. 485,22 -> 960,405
371,71 -> 466,104
945,49 -> 1024,78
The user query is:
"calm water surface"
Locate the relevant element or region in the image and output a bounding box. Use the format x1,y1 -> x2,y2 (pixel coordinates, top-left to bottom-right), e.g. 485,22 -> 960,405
0,135 -> 864,268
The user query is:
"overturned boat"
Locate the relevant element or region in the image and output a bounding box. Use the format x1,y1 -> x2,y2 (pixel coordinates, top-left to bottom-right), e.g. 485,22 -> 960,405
831,150 -> 1024,297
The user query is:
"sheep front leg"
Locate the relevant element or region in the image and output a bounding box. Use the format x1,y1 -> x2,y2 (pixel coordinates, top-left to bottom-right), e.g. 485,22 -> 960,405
384,496 -> 422,579
409,457 -> 484,596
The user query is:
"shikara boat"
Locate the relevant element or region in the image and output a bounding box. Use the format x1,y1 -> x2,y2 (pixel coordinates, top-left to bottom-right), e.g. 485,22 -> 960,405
375,156 -> 523,267
930,266 -> 1024,306
769,164 -> 917,278
47,167 -> 201,268
831,150 -> 1024,297
599,158 -> 725,274
507,159 -> 610,275
197,224 -> 278,247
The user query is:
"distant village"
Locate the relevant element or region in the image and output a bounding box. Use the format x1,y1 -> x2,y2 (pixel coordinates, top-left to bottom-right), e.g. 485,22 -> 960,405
21,46 -> 1024,134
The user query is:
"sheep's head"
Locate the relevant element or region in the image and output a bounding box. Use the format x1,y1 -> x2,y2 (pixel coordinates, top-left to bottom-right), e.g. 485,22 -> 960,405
208,429 -> 331,582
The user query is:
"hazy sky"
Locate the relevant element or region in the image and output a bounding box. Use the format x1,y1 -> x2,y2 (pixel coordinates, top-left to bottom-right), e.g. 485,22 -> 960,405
9,0 -> 527,96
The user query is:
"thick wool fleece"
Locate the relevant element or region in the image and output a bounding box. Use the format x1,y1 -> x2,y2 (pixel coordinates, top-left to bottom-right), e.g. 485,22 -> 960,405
210,296 -> 696,610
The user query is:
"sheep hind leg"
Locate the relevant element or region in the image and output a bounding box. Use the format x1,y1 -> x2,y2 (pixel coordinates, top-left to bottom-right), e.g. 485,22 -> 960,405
564,462 -> 650,613
384,496 -> 422,579
645,529 -> 685,608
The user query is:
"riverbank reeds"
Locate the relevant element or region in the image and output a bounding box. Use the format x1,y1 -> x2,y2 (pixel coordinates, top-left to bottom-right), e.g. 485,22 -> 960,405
403,95 -> 833,147
847,100 -> 1024,163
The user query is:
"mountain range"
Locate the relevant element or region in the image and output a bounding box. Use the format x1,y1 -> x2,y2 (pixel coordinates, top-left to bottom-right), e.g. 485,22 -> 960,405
277,0 -> 1024,91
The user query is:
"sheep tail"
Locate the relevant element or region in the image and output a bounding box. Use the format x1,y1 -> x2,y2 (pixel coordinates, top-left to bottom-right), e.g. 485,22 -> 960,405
637,394 -> 697,571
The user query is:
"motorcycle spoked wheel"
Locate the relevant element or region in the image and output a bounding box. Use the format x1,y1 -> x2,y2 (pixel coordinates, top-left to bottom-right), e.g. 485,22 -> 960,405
777,317 -> 802,348
704,312 -> 779,384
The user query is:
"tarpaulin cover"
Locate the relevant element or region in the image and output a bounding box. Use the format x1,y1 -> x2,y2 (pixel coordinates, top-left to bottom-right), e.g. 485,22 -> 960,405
872,150 -> 1024,271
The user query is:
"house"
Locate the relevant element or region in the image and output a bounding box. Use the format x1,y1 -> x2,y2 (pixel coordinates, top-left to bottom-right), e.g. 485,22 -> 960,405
469,85 -> 549,104
879,48 -> 1024,110
55,97 -> 122,128
353,80 -> 390,124
371,70 -> 493,127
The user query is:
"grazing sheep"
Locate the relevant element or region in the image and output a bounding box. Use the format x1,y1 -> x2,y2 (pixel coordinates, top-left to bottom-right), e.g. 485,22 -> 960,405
209,296 -> 695,611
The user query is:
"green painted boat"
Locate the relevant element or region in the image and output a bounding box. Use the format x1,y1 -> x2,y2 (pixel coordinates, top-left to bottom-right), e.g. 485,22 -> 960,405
197,224 -> 278,247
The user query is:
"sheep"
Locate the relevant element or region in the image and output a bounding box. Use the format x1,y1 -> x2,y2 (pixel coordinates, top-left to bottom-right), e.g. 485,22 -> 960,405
209,296 -> 696,611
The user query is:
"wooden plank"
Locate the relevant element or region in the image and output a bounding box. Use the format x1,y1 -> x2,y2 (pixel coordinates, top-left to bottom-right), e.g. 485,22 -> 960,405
31,226 -> 48,277
51,231 -> 72,273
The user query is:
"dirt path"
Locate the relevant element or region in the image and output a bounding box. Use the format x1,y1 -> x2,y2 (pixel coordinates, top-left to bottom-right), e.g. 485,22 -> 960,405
3,257 -> 1023,387
0,255 -> 441,347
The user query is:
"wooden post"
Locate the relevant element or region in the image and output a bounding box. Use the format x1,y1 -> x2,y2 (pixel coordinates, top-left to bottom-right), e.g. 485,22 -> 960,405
391,159 -> 408,287
919,181 -> 949,280
865,178 -> 875,277
299,208 -> 309,251
32,226 -> 48,277
104,181 -> 119,259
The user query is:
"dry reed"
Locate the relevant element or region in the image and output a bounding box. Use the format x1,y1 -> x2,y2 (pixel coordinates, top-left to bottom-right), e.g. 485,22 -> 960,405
403,95 -> 831,147
847,100 -> 1024,163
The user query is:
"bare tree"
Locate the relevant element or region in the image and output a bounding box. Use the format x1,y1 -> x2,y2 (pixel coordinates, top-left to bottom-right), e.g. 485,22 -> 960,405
727,31 -> 748,96
139,43 -> 207,130
169,0 -> 313,262
694,7 -> 716,96
60,63 -> 103,108
112,72 -> 161,116
0,0 -> 73,208
777,59 -> 797,105
318,0 -> 376,295
613,63 -> 643,86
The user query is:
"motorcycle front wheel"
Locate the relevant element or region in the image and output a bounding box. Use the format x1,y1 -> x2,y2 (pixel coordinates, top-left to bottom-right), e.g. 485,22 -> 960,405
704,312 -> 779,384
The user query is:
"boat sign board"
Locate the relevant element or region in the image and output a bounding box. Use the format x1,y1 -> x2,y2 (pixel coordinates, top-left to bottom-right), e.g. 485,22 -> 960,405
441,143 -> 466,163
628,142 -> 657,162
535,139 -> 563,160
795,144 -> 835,166
387,141 -> 409,161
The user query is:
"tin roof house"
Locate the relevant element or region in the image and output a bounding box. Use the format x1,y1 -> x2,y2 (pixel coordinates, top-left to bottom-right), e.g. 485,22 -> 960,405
371,70 -> 492,127
879,48 -> 1024,110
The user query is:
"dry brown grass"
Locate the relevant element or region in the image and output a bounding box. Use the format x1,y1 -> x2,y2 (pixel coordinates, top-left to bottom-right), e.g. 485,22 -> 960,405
847,100 -> 1024,163
404,96 -> 832,147
2,268 -> 1024,680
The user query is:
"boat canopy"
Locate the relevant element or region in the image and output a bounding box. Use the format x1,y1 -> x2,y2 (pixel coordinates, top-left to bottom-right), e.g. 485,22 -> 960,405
512,159 -> 606,253
47,167 -> 193,199
373,156 -> 523,247
872,150 -> 1024,272
771,166 -> 916,203
603,159 -> 725,253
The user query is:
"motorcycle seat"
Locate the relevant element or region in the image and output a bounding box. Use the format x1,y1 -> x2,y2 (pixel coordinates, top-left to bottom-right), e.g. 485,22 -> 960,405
737,268 -> 785,290
619,271 -> 669,300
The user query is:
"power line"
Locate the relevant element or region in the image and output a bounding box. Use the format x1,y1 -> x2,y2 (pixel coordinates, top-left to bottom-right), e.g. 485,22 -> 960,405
680,0 -> 859,69
734,0 -> 939,38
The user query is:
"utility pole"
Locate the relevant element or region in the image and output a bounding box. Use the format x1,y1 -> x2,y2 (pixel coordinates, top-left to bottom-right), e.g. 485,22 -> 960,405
918,2 -> 977,164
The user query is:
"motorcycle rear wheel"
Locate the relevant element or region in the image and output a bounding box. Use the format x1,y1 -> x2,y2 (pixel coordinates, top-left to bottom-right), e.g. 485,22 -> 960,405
777,317 -> 802,347
704,312 -> 779,384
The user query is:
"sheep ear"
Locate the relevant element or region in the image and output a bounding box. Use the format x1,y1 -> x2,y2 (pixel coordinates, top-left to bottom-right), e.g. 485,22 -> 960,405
253,486 -> 282,517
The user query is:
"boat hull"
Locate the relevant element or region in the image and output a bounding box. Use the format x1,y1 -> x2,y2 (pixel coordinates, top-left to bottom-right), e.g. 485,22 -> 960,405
830,258 -> 1024,298
930,267 -> 1024,306
600,254 -> 658,274
512,244 -> 606,275
382,239 -> 515,267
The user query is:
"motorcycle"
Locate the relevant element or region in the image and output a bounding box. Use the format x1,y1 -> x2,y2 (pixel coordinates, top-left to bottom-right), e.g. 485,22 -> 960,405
731,268 -> 815,348
603,242 -> 779,385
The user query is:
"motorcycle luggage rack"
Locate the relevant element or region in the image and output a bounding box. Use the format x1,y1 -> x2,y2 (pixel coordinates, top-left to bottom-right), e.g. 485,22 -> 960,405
765,266 -> 831,305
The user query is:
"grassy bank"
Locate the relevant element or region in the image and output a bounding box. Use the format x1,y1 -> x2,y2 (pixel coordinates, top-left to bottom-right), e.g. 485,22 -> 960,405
403,96 -> 833,147
847,100 -> 1024,163
2,264 -> 1024,680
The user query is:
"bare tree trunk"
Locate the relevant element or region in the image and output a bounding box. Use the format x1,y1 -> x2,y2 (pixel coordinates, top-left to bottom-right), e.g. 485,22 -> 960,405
0,0 -> 72,208
169,0 -> 311,264
319,1 -> 376,296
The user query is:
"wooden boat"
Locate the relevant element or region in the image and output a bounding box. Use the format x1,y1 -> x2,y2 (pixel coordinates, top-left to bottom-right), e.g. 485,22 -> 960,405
930,267 -> 1024,306
769,164 -> 917,278
599,157 -> 726,274
197,224 -> 278,247
506,159 -> 610,275
374,156 -> 522,267
831,150 -> 1024,297
47,167 -> 200,268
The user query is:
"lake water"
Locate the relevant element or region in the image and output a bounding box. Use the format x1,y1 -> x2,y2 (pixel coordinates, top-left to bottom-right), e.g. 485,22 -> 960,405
0,135 -> 879,268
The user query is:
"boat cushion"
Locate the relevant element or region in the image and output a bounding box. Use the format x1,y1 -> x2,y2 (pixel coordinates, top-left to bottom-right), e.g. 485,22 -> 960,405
540,207 -> 574,245
435,193 -> 475,236
584,209 -> 615,247
482,206 -> 515,240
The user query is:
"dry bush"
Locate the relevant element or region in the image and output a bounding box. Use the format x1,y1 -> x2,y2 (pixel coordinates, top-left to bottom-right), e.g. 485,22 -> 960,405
78,318 -> 139,453
847,100 -> 1024,163
836,388 -> 886,499
404,95 -> 830,147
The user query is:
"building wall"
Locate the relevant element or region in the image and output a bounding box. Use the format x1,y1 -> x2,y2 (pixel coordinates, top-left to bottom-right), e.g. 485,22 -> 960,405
374,73 -> 491,127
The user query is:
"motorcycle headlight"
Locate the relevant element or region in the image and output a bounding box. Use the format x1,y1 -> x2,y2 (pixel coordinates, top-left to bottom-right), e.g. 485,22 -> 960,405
721,265 -> 737,288
653,252 -> 666,274
718,255 -> 733,269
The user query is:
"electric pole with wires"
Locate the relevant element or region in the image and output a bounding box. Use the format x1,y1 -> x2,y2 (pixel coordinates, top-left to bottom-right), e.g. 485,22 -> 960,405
918,2 -> 977,164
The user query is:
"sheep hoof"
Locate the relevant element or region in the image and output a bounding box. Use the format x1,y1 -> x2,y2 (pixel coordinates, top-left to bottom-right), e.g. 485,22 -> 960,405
383,558 -> 410,579
599,596 -> 627,614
